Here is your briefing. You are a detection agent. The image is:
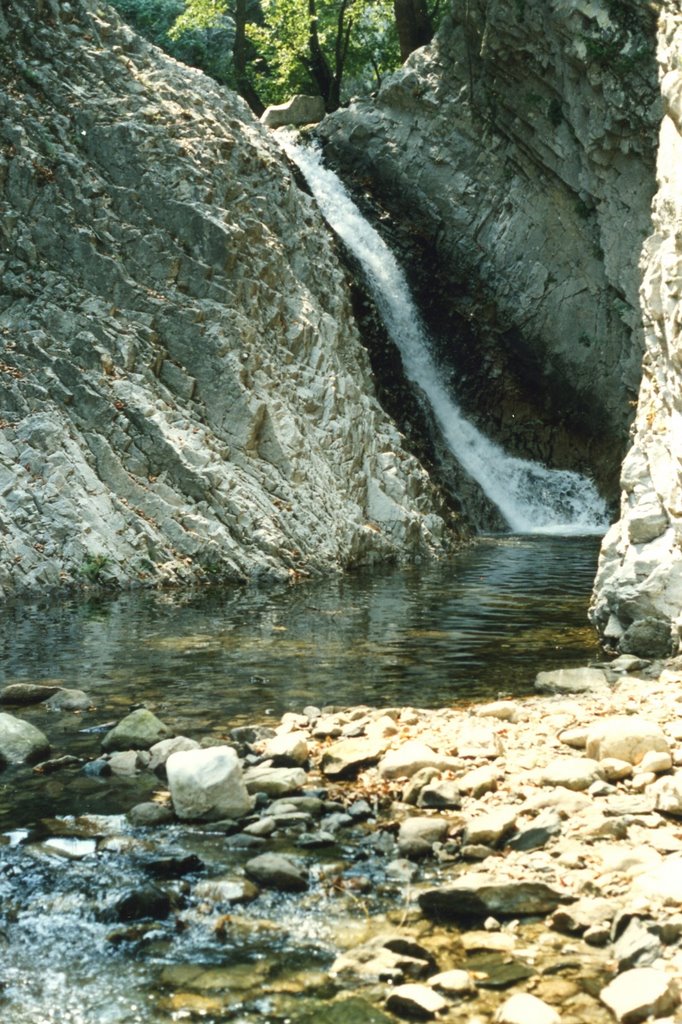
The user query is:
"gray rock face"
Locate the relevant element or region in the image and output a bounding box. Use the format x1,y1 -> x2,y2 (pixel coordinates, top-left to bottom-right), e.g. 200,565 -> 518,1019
101,709 -> 173,752
317,0 -> 659,500
418,878 -> 570,924
590,7 -> 682,650
0,0 -> 458,603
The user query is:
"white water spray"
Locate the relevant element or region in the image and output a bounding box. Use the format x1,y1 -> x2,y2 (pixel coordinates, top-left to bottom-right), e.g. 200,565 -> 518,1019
281,134 -> 609,536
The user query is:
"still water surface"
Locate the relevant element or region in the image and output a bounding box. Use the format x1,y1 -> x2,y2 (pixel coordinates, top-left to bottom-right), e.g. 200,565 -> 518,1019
0,535 -> 602,827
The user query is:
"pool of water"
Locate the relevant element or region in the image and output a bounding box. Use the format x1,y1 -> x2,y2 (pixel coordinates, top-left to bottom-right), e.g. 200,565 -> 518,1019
0,534 -> 605,1023
0,534 -> 602,828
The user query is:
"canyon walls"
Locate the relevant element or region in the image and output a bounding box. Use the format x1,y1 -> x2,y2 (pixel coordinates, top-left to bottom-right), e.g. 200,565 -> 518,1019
0,0 -> 460,600
591,5 -> 682,657
317,0 -> 660,502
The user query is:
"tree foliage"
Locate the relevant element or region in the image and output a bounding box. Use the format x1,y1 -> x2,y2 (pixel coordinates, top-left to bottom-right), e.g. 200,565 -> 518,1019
110,0 -> 437,113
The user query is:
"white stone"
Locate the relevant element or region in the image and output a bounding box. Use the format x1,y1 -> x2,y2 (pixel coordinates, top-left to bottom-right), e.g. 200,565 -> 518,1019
494,992 -> 561,1024
600,967 -> 679,1023
428,969 -> 476,995
586,716 -> 670,765
538,756 -> 604,791
263,730 -> 309,765
476,701 -> 521,723
385,984 -> 448,1018
166,745 -> 254,821
462,807 -> 517,848
652,773 -> 682,815
378,740 -> 456,780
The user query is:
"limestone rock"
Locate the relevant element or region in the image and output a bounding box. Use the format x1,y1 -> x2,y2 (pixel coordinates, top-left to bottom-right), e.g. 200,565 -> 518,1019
0,713 -> 50,766
260,94 -> 326,129
462,808 -> 517,848
244,852 -> 308,892
538,756 -> 604,792
321,736 -> 387,779
599,967 -> 679,1023
148,736 -> 201,775
166,745 -> 254,821
585,716 -> 669,765
101,709 -> 173,753
263,730 -> 309,766
242,765 -> 307,796
385,983 -> 447,1019
535,668 -> 609,695
494,993 -> 561,1024
378,741 -> 456,780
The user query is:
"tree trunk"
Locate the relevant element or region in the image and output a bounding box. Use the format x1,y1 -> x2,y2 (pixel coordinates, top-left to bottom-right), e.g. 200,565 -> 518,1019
307,0 -> 334,106
393,0 -> 433,62
233,0 -> 264,116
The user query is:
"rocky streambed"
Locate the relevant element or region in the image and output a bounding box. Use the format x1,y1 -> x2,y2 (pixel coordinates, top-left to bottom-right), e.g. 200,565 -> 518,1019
5,659 -> 682,1022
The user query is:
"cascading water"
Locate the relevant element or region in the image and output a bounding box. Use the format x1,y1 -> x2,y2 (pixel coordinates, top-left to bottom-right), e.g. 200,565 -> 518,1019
280,134 -> 610,536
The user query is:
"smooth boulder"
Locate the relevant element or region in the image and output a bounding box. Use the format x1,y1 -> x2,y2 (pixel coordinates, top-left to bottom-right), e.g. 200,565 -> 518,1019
101,708 -> 173,752
0,713 -> 50,765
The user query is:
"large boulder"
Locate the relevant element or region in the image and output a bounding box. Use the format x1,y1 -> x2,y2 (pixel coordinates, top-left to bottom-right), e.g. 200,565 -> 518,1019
166,745 -> 254,821
0,713 -> 50,766
101,709 -> 173,753
261,94 -> 326,129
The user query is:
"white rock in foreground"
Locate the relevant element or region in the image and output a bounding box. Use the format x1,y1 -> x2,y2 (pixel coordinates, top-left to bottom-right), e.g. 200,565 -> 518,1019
494,992 -> 561,1024
599,967 -> 679,1023
166,745 -> 254,821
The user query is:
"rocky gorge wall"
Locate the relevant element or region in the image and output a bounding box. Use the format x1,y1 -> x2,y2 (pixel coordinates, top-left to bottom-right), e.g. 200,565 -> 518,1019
0,0 -> 461,601
317,0 -> 660,501
591,5 -> 682,657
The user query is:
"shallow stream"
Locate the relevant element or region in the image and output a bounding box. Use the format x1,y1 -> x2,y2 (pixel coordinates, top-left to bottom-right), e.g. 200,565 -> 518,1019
0,535 -> 604,1023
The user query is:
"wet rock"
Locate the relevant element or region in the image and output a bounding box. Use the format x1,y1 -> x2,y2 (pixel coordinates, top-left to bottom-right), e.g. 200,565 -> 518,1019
398,817 -> 449,858
385,983 -> 448,1019
142,854 -> 204,879
193,876 -> 260,905
32,755 -> 84,775
127,802 -> 176,827
297,996 -> 396,1024
379,741 -> 456,780
101,709 -> 173,753
599,967 -> 680,1023
585,716 -> 670,764
467,952 -> 535,989
167,745 -> 254,821
148,736 -> 200,776
243,765 -> 307,796
0,713 -> 50,765
535,667 -> 609,695
0,683 -> 62,705
107,750 -> 143,776
244,852 -> 308,892
386,858 -> 419,882
43,688 -> 92,712
494,992 -> 560,1024
321,736 -> 387,779
419,878 -> 571,924
109,884 -> 172,922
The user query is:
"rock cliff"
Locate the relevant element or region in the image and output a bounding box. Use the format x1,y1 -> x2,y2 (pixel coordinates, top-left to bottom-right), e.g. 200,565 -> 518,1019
317,0 -> 660,500
591,5 -> 682,656
0,0 -> 460,599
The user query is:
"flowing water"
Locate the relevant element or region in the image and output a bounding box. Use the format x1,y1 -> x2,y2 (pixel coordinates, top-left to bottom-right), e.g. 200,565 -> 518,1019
280,135 -> 610,536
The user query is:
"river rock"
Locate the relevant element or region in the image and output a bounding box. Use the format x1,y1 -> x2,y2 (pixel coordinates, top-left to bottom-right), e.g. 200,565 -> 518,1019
242,765 -> 307,796
454,763 -> 499,798
378,741 -> 456,780
585,716 -> 670,764
101,709 -> 173,753
127,802 -> 175,827
427,969 -> 476,996
193,876 -> 260,905
148,736 -> 201,775
385,983 -> 447,1019
321,736 -> 387,779
0,713 -> 50,765
535,667 -> 609,695
166,746 -> 254,821
0,683 -> 62,706
397,816 -> 449,858
494,993 -> 560,1024
244,852 -> 308,892
599,967 -> 680,1023
650,773 -> 682,815
462,808 -> 517,848
417,778 -> 462,809
263,730 -> 309,766
537,756 -> 604,791
43,688 -> 92,712
419,878 -> 570,924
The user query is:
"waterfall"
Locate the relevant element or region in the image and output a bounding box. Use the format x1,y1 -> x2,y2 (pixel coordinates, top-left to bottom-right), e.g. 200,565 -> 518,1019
280,134 -> 610,536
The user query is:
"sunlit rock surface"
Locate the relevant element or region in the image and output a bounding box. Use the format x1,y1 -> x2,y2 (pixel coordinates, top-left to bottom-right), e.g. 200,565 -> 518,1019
317,0 -> 659,496
591,5 -> 682,653
0,0 -> 459,600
